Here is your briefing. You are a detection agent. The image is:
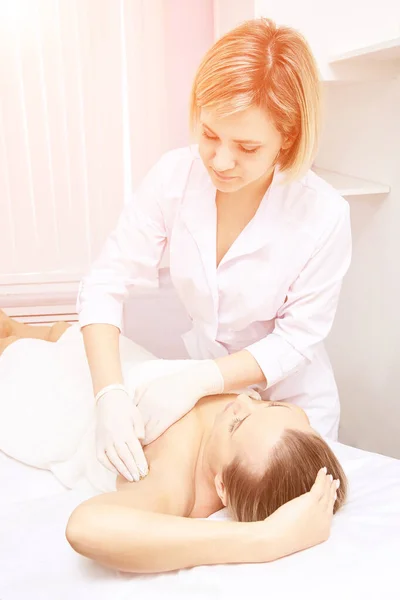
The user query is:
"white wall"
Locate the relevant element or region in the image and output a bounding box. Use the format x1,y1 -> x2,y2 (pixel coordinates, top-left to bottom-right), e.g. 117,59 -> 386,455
254,0 -> 400,80
319,78 -> 400,459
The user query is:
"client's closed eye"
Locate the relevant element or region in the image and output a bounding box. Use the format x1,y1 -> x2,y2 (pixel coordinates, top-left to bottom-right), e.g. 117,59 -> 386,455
228,416 -> 242,433
265,402 -> 291,410
229,414 -> 252,436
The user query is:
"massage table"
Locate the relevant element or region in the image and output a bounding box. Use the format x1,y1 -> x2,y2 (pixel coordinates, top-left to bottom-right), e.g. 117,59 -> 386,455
1,434 -> 399,599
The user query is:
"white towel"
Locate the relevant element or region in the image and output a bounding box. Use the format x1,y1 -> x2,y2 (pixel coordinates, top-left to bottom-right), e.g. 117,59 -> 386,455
0,325 -> 194,494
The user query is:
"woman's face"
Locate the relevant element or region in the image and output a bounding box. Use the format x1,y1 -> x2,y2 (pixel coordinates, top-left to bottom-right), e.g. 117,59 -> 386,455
197,105 -> 284,193
207,394 -> 313,475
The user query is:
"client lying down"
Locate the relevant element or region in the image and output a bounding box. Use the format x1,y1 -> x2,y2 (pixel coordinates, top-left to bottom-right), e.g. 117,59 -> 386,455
0,313 -> 346,574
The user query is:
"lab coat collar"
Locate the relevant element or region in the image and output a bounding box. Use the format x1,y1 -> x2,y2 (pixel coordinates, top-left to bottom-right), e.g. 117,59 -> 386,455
219,164 -> 284,265
182,149 -> 284,271
180,155 -> 219,307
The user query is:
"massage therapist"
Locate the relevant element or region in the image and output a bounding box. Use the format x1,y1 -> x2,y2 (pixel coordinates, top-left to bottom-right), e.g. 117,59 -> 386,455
77,18 -> 352,482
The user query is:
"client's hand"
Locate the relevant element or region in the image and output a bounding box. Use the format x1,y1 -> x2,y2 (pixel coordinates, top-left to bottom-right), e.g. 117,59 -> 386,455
134,360 -> 224,445
96,389 -> 149,482
259,467 -> 339,560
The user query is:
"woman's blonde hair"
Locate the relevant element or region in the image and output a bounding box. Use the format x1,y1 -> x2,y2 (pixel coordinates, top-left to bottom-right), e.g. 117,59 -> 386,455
189,18 -> 321,180
223,429 -> 348,522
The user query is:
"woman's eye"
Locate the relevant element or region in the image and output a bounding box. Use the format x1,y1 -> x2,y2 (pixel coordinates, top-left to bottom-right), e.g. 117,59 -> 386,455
201,131 -> 259,154
202,131 -> 217,141
228,416 -> 242,433
240,145 -> 259,154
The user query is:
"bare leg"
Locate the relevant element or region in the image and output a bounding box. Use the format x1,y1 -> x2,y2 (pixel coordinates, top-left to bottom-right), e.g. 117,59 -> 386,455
0,309 -> 71,343
0,335 -> 19,357
47,321 -> 72,342
0,310 -> 13,338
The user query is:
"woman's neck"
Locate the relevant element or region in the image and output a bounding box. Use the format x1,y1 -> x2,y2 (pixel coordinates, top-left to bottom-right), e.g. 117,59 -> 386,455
188,395 -> 233,518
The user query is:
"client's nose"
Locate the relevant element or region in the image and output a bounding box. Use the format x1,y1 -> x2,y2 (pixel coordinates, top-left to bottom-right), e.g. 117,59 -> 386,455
235,393 -> 254,411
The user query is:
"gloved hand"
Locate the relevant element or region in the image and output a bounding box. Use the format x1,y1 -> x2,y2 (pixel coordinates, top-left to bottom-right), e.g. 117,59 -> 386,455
134,359 -> 225,445
231,388 -> 262,401
95,388 -> 149,482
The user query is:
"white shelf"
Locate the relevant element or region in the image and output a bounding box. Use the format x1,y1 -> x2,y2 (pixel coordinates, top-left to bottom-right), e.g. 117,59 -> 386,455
330,37 -> 400,63
313,168 -> 391,197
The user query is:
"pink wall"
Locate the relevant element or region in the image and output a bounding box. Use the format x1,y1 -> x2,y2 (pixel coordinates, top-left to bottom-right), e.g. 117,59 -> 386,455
164,0 -> 215,149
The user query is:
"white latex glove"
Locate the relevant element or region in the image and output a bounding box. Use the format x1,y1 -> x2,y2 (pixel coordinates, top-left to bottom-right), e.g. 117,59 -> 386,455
95,389 -> 149,482
135,360 -> 225,445
231,388 -> 262,401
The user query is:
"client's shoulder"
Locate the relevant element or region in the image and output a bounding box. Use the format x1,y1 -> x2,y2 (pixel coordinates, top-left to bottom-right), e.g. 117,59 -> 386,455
145,407 -> 200,464
142,408 -> 202,515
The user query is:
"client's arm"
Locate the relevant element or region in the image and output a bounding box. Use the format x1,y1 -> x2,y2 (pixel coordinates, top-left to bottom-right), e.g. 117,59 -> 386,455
66,465 -> 336,574
66,466 -> 260,573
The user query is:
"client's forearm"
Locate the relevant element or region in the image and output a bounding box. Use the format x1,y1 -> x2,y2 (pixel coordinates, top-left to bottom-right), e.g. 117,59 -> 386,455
66,505 -> 271,573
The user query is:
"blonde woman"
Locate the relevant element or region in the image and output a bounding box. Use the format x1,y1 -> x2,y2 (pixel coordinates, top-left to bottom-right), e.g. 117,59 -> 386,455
78,18 -> 352,483
0,313 -> 345,573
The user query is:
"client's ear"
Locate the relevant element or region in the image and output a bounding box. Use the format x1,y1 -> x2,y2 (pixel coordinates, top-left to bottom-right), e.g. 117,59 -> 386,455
214,473 -> 228,507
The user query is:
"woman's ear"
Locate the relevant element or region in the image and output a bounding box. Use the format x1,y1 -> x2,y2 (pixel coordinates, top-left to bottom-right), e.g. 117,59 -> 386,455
281,136 -> 292,150
214,473 -> 228,506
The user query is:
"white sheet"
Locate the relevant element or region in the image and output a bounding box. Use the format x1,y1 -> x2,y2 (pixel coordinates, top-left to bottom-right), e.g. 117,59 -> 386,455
1,327 -> 399,598
0,325 -> 205,494
1,439 -> 400,600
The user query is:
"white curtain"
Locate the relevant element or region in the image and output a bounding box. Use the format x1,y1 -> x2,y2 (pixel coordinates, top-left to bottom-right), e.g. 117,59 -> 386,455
0,0 -> 168,290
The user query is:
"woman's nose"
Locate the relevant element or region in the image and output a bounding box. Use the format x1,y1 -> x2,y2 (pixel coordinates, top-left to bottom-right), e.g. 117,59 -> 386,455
212,147 -> 235,172
234,394 -> 254,412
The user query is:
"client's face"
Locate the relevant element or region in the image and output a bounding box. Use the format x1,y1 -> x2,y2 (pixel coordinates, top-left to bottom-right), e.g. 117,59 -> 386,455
207,395 -> 313,474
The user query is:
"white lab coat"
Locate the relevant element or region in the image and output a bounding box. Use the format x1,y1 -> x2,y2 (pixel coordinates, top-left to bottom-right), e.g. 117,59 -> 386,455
78,146 -> 352,440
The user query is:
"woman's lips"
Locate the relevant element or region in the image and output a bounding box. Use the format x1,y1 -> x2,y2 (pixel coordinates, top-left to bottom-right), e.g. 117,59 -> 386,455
212,168 -> 237,181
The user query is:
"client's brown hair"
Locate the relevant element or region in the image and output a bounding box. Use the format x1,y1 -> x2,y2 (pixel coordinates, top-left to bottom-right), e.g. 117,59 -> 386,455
222,429 -> 348,522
